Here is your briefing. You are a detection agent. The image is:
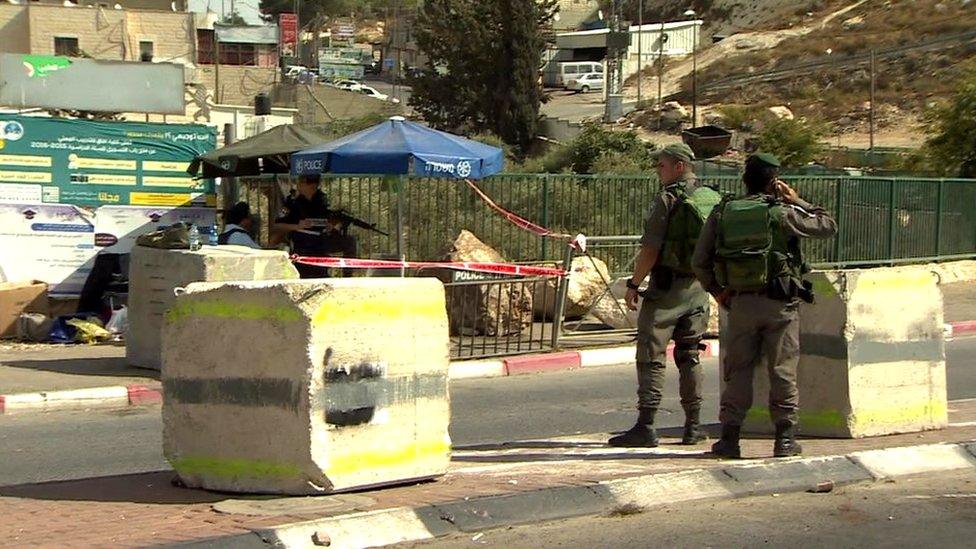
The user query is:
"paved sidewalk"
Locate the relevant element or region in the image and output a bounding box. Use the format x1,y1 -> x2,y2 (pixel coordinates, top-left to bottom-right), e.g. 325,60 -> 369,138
3,400 -> 976,548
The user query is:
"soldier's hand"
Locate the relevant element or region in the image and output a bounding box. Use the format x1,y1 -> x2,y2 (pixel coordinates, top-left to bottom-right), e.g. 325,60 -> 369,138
775,180 -> 800,204
625,287 -> 640,311
297,219 -> 314,230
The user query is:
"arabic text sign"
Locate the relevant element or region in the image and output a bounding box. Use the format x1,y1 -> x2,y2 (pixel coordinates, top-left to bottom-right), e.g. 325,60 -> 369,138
0,115 -> 216,207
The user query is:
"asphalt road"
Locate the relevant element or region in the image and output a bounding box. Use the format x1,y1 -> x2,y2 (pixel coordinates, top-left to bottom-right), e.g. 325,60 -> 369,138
403,468 -> 976,548
1,337 -> 974,487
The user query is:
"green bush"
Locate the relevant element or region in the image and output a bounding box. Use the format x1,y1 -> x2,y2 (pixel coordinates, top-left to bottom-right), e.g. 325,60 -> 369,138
756,117 -> 825,167
920,68 -> 976,177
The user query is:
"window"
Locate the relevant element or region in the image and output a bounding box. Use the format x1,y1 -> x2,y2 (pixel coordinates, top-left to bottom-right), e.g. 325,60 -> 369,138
54,36 -> 79,57
139,41 -> 154,62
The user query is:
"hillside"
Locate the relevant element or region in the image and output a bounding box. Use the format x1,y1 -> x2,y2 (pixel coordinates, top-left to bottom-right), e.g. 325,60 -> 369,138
621,0 -> 976,149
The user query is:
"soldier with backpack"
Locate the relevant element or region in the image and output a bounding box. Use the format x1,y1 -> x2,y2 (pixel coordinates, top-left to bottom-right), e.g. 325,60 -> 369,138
609,143 -> 723,448
692,153 -> 837,458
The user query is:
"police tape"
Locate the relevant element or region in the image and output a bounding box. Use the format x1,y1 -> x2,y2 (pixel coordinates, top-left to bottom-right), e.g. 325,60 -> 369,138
464,179 -> 587,252
291,255 -> 568,278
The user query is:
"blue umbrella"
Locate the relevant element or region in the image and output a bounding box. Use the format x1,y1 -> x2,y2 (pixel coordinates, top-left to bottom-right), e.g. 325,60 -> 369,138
290,117 -> 505,258
290,116 -> 505,180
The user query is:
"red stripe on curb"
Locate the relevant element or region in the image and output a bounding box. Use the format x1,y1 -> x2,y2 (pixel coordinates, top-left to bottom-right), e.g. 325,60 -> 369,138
127,385 -> 163,406
504,351 -> 581,376
950,321 -> 976,335
0,396 -> 5,414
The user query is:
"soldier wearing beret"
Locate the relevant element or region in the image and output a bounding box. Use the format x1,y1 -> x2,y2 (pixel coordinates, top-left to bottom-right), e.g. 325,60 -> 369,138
692,153 -> 837,458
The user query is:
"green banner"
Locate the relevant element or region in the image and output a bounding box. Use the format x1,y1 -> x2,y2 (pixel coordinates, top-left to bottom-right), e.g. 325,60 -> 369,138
0,115 -> 216,207
22,55 -> 72,78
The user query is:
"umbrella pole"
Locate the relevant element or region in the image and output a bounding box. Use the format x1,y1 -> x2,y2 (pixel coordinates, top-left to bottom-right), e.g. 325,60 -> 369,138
396,175 -> 406,277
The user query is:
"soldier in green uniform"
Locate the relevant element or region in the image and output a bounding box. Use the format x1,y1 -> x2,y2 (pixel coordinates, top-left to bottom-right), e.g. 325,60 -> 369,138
692,153 -> 837,458
609,143 -> 722,448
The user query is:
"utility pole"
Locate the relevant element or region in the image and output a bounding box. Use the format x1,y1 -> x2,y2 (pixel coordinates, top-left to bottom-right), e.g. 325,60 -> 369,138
869,49 -> 876,161
684,9 -> 698,127
637,0 -> 643,106
657,19 -> 664,128
393,0 -> 402,103
293,0 -> 301,63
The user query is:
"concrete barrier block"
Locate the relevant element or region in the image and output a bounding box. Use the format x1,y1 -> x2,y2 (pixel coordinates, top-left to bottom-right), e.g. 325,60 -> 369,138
722,267 -> 947,438
127,245 -> 299,370
162,278 -> 451,494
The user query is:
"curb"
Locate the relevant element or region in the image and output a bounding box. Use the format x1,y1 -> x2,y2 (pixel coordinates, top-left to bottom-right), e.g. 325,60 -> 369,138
251,441 -> 976,549
0,384 -> 162,415
946,320 -> 976,338
450,340 -> 721,378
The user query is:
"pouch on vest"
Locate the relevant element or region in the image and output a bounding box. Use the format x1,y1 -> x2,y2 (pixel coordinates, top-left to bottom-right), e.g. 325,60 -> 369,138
659,184 -> 724,275
715,198 -> 776,292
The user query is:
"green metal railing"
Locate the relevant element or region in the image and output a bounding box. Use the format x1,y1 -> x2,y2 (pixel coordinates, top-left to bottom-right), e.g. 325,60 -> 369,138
239,174 -> 976,269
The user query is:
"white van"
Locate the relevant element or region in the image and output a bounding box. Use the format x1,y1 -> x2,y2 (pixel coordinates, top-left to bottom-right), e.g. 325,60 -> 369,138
554,61 -> 603,88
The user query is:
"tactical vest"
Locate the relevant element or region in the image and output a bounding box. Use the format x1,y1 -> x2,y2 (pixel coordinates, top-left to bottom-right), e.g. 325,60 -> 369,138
658,181 -> 724,275
714,195 -> 805,293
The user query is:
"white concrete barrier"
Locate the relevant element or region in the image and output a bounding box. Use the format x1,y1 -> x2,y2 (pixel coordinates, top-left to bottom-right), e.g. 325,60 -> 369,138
127,245 -> 299,370
722,267 -> 947,438
162,278 -> 451,494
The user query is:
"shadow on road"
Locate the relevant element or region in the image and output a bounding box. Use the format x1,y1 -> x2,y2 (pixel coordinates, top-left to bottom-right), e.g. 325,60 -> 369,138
0,471 -> 253,504
2,357 -> 158,381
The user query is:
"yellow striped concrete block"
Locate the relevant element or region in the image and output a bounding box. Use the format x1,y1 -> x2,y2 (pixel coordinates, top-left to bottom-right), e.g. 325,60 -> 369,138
723,267 -> 947,438
127,245 -> 300,371
161,279 -> 451,494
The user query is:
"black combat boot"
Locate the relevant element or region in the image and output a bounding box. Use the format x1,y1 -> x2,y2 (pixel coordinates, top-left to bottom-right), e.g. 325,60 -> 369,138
773,422 -> 803,457
681,408 -> 708,445
608,408 -> 659,447
709,424 -> 741,458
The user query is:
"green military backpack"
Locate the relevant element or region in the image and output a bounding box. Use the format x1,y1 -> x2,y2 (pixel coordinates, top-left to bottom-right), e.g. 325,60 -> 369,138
659,182 -> 724,275
714,195 -> 802,292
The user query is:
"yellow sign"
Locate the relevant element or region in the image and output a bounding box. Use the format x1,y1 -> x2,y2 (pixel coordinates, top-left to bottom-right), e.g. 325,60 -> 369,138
71,157 -> 137,170
143,160 -> 191,172
0,154 -> 52,167
130,192 -> 194,206
142,175 -> 199,188
0,170 -> 52,183
80,174 -> 137,186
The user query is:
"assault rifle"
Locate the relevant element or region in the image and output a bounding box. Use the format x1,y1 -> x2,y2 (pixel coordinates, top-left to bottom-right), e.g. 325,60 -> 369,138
311,209 -> 389,237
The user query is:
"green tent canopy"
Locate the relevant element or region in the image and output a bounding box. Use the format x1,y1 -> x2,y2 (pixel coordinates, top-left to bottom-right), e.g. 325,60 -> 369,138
187,124 -> 334,179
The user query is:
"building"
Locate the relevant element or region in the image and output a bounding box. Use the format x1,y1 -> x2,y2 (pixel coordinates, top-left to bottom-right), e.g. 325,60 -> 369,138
544,19 -> 703,84
0,3 -> 281,114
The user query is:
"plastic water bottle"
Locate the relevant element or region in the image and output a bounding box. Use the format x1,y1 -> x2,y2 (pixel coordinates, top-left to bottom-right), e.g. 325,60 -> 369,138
188,224 -> 201,251
209,222 -> 219,246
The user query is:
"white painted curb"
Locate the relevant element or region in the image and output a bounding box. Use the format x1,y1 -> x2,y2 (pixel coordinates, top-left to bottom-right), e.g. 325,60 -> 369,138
0,386 -> 129,413
252,441 -> 976,549
578,346 -> 635,368
448,359 -> 506,379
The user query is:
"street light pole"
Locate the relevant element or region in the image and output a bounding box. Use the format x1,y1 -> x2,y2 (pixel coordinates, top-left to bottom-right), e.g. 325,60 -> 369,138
684,9 -> 698,127
637,0 -> 643,106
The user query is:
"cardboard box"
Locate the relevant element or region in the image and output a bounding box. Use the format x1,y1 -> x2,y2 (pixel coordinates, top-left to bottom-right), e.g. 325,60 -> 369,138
0,281 -> 49,338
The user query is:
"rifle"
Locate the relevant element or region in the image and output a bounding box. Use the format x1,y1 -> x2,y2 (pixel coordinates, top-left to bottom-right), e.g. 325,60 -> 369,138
325,208 -> 389,237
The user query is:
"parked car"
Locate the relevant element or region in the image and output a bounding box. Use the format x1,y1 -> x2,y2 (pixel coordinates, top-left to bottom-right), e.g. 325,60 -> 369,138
284,65 -> 309,78
333,79 -> 363,91
567,72 -> 605,93
359,85 -> 400,104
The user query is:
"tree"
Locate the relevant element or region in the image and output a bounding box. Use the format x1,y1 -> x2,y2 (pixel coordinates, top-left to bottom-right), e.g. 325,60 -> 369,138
756,117 -> 825,168
409,0 -> 558,155
921,69 -> 976,177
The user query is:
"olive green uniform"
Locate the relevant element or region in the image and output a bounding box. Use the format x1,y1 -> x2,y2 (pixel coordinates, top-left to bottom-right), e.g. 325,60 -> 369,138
692,194 -> 837,427
635,174 -> 710,416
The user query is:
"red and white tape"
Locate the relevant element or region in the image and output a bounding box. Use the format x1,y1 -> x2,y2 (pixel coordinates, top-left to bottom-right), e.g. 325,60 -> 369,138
465,179 -> 586,251
292,256 -> 567,277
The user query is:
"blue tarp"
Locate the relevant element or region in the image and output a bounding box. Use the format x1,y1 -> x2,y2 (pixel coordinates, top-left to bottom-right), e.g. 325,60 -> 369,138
290,117 -> 505,180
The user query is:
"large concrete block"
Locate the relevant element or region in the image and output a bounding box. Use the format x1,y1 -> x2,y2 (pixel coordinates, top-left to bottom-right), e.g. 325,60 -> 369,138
127,245 -> 299,370
161,278 -> 452,494
720,267 -> 947,438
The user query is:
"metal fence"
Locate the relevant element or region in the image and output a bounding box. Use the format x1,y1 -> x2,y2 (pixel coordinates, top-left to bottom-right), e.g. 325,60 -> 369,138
239,173 -> 976,269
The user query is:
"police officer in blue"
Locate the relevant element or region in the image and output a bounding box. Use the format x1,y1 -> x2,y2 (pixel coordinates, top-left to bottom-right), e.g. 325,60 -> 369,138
273,174 -> 357,278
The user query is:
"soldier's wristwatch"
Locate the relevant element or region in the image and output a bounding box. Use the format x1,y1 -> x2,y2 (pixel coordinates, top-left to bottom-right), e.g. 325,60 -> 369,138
626,279 -> 641,291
